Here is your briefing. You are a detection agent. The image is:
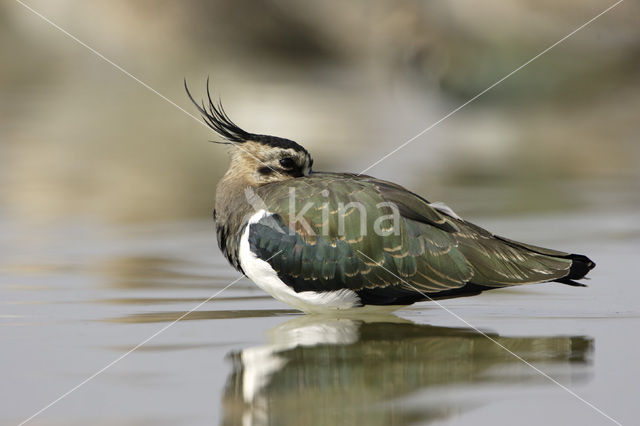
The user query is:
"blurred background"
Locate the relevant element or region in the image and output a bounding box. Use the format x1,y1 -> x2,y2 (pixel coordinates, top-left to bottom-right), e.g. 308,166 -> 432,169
3,2 -> 640,425
2,0 -> 639,224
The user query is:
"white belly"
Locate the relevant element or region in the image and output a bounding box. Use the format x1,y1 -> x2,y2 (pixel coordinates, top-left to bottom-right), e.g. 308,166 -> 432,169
238,210 -> 361,313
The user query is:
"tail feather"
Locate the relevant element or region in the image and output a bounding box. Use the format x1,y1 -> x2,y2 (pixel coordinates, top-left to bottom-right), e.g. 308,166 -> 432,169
555,253 -> 595,287
494,236 -> 595,285
566,254 -> 596,280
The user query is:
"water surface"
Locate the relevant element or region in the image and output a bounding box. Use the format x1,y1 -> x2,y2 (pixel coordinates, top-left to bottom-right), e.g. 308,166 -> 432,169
1,208 -> 638,426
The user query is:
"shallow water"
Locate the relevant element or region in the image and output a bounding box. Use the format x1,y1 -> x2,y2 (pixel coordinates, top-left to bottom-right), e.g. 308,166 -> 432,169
1,208 -> 638,426
3,1 -> 640,424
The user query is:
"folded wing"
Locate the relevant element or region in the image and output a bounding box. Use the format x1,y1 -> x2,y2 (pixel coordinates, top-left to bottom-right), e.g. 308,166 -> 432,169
246,173 -> 579,304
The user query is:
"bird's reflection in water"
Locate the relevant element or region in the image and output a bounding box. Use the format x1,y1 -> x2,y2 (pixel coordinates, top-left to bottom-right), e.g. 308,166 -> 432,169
222,314 -> 592,426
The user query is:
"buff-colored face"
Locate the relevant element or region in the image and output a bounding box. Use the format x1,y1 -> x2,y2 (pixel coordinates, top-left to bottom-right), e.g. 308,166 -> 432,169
227,141 -> 313,185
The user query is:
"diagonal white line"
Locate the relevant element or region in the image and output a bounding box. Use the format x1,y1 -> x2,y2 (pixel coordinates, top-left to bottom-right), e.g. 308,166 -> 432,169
12,0 -> 278,173
16,248 -> 282,426
17,279 -> 239,426
357,0 -> 625,176
355,249 -> 622,426
11,3 -> 290,424
13,0 -> 201,123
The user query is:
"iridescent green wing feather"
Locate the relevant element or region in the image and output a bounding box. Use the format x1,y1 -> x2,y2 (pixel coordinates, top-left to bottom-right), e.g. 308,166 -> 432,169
248,173 -> 573,300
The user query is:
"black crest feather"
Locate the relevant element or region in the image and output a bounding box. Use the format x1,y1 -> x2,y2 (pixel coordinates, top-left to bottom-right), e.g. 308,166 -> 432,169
184,77 -> 253,143
184,78 -> 309,154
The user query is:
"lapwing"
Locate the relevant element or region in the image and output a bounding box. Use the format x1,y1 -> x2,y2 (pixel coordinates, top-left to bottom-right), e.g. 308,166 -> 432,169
186,82 -> 595,313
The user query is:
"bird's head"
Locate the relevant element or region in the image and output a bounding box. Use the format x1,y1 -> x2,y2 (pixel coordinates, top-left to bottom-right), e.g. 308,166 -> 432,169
185,80 -> 313,186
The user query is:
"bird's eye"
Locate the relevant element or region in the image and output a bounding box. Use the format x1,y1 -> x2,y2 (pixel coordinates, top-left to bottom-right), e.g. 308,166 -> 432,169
279,157 -> 296,169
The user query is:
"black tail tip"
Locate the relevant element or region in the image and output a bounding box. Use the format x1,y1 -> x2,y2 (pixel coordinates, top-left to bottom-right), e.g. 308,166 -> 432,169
567,254 -> 596,280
